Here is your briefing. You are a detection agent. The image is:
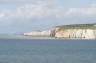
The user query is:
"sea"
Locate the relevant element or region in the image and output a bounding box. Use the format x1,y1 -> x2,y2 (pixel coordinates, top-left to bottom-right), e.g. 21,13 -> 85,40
0,36 -> 96,63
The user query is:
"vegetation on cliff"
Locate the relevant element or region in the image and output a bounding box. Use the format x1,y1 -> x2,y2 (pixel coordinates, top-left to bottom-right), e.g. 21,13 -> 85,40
56,24 -> 96,30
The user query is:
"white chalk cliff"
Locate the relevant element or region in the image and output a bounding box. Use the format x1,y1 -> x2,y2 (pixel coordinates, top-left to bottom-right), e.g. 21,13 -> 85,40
24,24 -> 96,39
55,29 -> 96,39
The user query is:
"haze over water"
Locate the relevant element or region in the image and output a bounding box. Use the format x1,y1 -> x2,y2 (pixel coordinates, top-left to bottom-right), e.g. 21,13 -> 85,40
0,39 -> 96,63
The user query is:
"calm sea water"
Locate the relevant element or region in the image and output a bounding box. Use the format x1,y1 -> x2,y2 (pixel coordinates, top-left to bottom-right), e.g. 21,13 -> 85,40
0,39 -> 96,63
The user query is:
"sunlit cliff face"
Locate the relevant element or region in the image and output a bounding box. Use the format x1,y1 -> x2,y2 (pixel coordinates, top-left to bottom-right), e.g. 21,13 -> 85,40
24,25 -> 96,39
55,29 -> 96,39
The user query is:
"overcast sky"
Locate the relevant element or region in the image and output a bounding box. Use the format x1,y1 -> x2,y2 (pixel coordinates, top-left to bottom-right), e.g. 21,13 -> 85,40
0,0 -> 96,34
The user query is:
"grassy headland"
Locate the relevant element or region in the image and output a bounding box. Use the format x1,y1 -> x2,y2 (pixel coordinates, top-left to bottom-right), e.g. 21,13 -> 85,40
56,24 -> 96,30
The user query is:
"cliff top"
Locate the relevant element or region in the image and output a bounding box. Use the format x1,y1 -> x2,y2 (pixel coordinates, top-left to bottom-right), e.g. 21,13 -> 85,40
56,24 -> 96,29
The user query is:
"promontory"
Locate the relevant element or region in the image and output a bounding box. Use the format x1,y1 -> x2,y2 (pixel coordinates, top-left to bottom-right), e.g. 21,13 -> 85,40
24,24 -> 96,39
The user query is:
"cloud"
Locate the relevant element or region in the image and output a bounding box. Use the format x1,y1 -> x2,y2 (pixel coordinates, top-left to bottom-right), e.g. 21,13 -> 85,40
0,1 -> 96,33
1,2 -> 96,21
91,4 -> 96,8
0,0 -> 54,4
1,3 -> 66,20
0,0 -> 34,4
68,8 -> 96,15
0,13 -> 5,18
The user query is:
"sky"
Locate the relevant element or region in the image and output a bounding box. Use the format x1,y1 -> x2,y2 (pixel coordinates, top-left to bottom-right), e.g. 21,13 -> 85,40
0,0 -> 96,34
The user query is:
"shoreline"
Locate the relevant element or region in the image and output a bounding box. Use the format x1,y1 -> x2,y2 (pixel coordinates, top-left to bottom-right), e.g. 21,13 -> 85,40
0,35 -> 96,40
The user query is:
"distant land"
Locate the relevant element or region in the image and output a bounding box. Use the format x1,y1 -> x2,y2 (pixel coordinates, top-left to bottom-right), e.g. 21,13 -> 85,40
24,24 -> 96,40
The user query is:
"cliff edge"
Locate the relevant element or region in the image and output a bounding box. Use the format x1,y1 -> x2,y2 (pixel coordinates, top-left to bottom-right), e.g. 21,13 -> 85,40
24,24 -> 96,39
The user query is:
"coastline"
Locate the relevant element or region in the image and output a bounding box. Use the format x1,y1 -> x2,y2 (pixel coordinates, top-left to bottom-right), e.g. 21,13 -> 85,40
23,24 -> 96,40
0,35 -> 96,40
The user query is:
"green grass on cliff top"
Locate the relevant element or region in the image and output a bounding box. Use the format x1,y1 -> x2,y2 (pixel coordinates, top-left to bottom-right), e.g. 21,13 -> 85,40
56,24 -> 96,29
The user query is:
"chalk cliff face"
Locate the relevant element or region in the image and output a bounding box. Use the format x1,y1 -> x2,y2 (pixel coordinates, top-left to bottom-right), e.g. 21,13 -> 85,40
55,29 -> 96,39
24,24 -> 96,39
24,30 -> 51,37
